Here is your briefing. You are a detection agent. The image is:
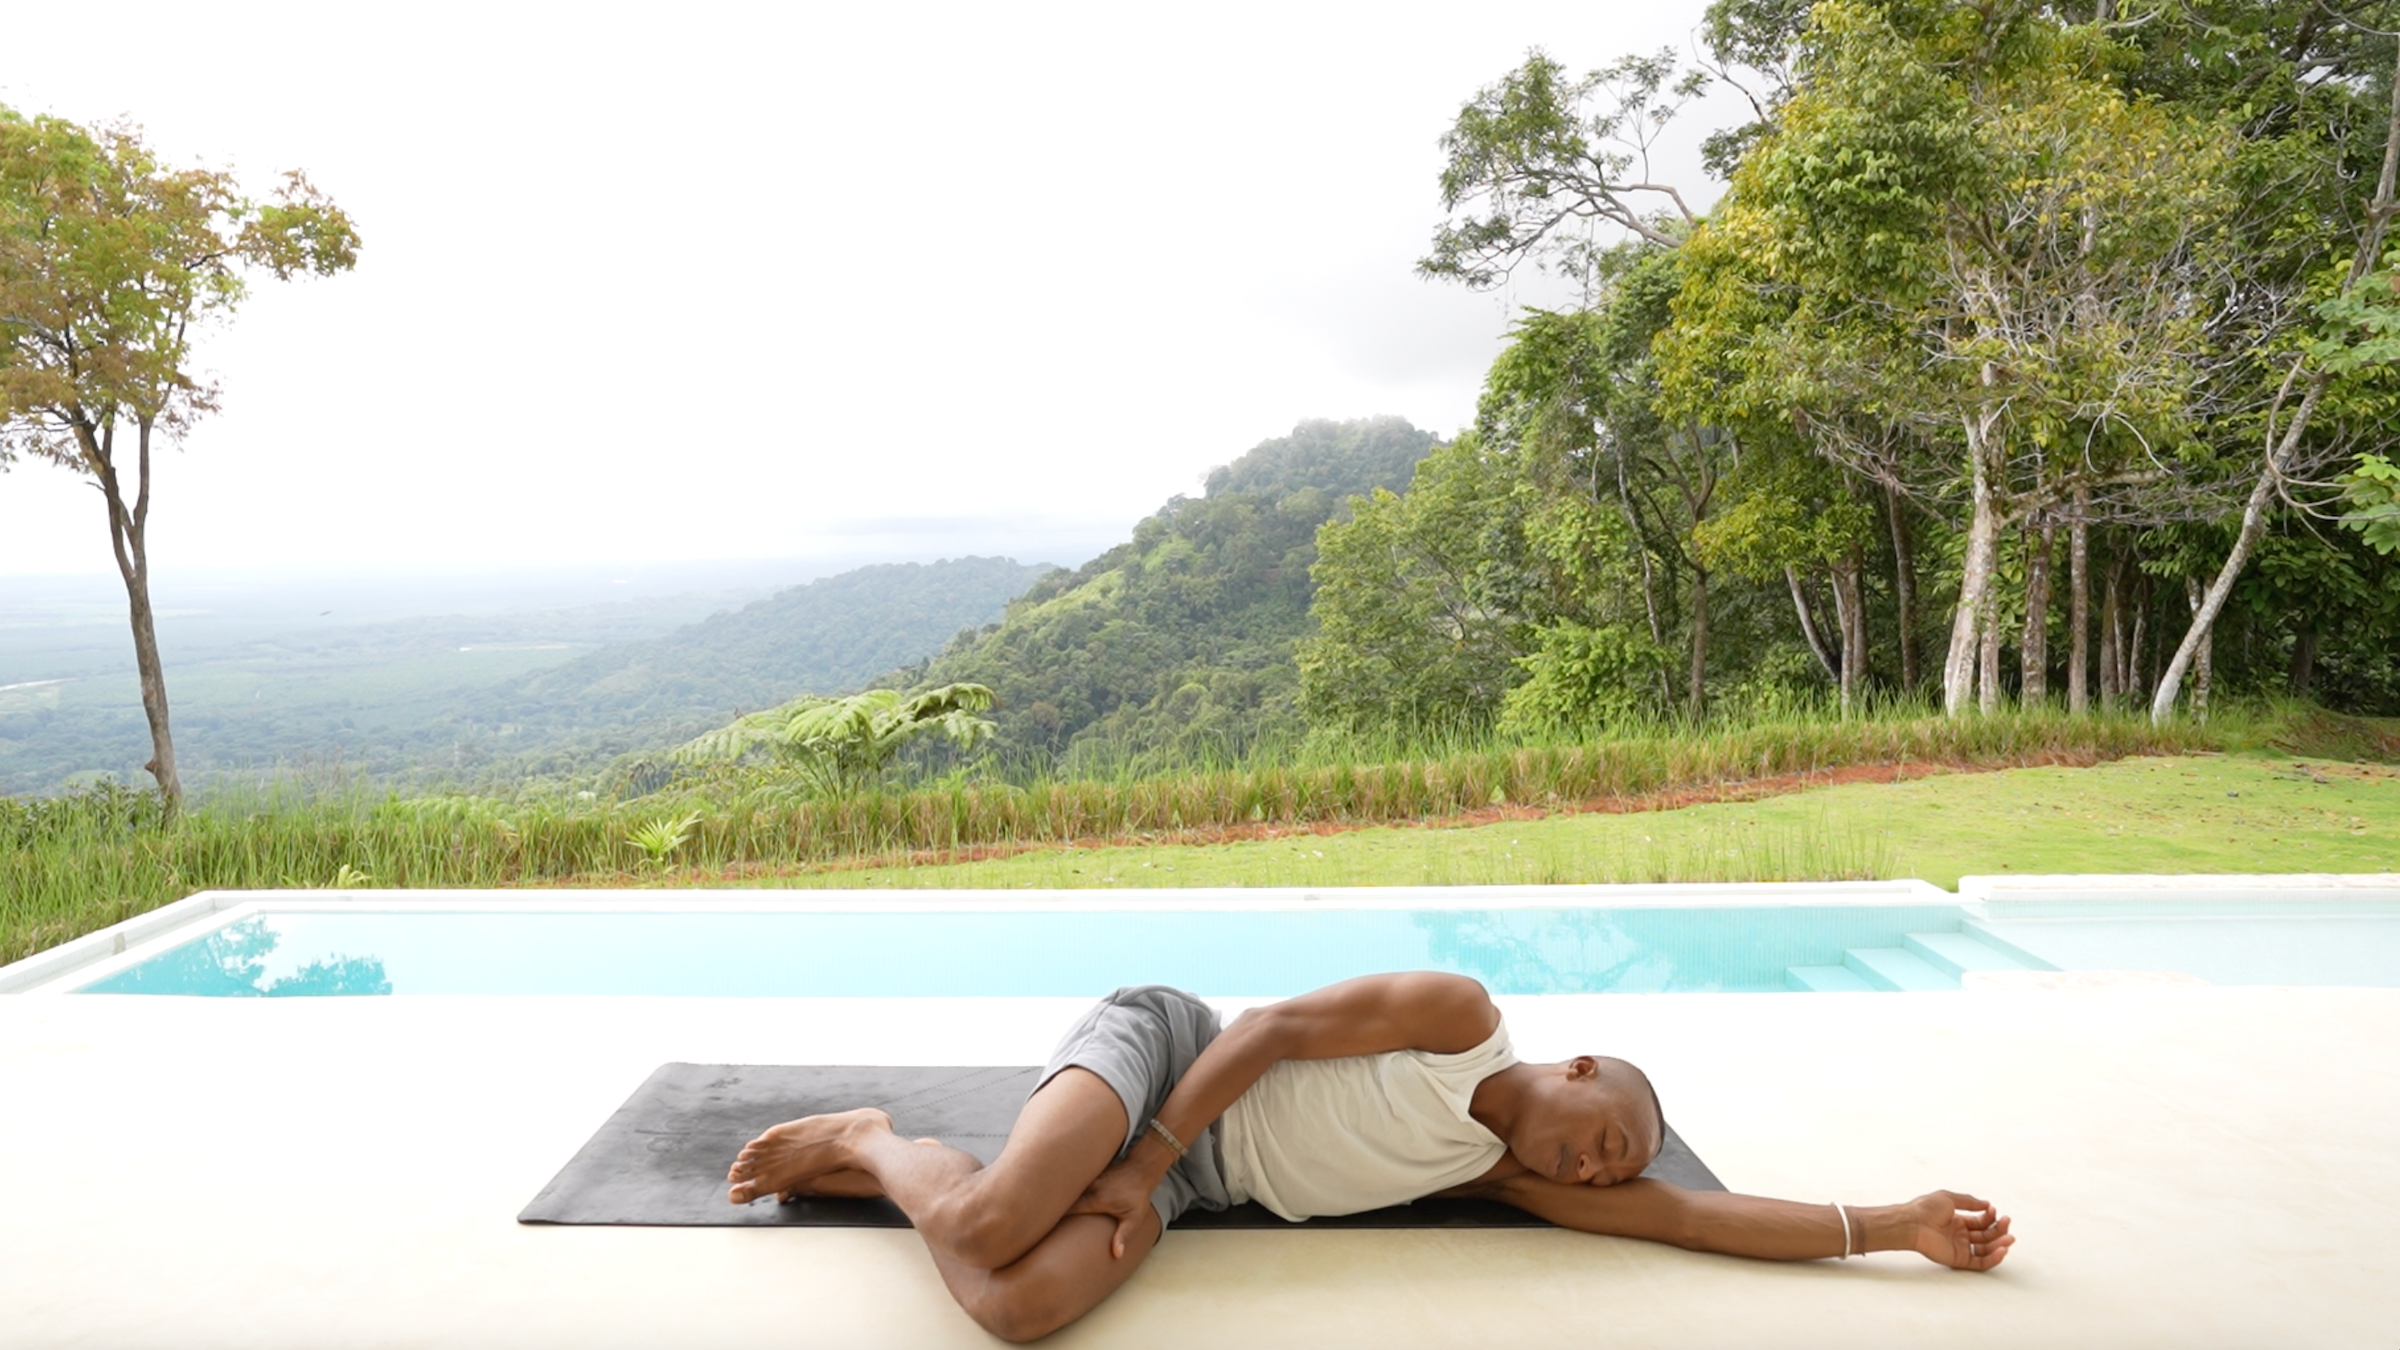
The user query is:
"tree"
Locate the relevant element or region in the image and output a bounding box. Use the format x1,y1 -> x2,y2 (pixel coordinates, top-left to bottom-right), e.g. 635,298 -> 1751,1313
0,109 -> 358,804
1692,444 -> 1878,714
1378,0 -> 2400,729
1299,432 -> 1538,731
1679,3 -> 2244,718
2152,35 -> 2400,722
1421,48 -> 1708,286
1486,258 -> 1733,717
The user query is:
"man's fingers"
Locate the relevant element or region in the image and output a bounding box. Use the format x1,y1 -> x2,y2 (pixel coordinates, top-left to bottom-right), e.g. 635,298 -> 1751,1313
1963,1216 -> 2011,1247
1963,1232 -> 2014,1271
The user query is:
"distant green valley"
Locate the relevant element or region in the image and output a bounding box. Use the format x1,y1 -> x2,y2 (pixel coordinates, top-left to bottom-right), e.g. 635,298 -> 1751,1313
0,558 -> 1052,793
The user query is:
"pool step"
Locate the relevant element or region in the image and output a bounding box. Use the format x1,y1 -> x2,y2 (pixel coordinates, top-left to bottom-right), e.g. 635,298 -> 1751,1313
1958,920 -> 2061,971
1843,945 -> 1955,991
1785,928 -> 2040,993
1786,964 -> 1877,992
1904,930 -> 2041,977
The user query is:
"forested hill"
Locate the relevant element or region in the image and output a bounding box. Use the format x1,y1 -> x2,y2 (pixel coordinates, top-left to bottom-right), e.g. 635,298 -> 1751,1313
896,417 -> 1437,769
442,557 -> 1057,770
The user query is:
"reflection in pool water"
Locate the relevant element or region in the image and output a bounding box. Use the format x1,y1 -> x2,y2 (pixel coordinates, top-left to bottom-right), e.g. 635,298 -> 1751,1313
81,917 -> 391,997
74,904 -> 1972,997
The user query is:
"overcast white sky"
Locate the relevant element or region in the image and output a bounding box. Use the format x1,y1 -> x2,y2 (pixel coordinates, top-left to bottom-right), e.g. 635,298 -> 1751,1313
0,0 -> 1727,582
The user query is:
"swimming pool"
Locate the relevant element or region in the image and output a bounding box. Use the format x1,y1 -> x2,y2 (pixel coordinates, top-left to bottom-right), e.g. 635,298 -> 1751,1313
11,880 -> 2398,997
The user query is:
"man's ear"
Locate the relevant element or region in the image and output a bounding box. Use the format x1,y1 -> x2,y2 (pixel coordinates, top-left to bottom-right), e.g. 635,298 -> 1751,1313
1566,1055 -> 1600,1081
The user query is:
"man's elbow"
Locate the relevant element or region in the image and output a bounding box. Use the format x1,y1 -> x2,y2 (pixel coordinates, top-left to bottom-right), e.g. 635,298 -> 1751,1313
1235,1001 -> 1305,1055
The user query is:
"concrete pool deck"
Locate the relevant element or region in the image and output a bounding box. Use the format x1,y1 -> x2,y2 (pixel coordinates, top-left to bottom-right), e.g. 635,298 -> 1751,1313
2,985 -> 2393,1348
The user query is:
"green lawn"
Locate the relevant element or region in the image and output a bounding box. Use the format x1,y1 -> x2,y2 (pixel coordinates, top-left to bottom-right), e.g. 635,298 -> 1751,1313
740,751 -> 2398,892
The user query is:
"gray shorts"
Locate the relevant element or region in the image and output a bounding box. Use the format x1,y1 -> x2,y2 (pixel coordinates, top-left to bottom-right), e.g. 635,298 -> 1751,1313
1036,985 -> 1235,1228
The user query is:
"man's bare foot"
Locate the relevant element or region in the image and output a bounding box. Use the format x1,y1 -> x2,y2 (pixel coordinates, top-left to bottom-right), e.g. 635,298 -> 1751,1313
726,1108 -> 893,1204
776,1167 -> 885,1200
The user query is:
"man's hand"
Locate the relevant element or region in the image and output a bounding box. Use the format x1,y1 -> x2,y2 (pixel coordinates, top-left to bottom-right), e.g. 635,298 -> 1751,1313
1900,1191 -> 2014,1270
1067,1145 -> 1169,1259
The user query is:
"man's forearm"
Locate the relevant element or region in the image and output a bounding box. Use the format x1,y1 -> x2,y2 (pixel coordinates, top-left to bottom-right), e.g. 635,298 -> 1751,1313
1124,1007 -> 1294,1178
1491,1177 -> 1909,1261
1670,1191 -> 1913,1260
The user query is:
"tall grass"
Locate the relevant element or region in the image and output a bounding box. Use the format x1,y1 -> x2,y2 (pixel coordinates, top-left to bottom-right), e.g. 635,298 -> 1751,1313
785,805 -> 1903,891
1,705 -> 2233,963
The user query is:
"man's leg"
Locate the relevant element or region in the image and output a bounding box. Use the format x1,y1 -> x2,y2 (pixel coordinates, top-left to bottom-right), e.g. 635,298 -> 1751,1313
726,1066 -> 1137,1272
931,1205 -> 1165,1343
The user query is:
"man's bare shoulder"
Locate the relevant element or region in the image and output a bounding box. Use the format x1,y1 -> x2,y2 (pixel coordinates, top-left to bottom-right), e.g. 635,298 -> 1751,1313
1260,971 -> 1499,1059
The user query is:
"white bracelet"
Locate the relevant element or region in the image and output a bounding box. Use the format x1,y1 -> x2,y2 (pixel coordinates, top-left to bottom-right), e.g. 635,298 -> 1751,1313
1145,1117 -> 1188,1161
1833,1202 -> 1853,1259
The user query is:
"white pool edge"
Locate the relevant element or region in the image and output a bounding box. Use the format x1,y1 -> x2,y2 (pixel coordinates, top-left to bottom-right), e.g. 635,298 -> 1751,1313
1958,872 -> 2400,899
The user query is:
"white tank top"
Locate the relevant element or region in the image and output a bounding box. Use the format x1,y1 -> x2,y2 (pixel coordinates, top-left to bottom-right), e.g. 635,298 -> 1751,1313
1217,1021 -> 1516,1221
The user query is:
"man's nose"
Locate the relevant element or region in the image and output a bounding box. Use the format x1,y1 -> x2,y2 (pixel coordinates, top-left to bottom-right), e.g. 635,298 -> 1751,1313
1576,1151 -> 1597,1182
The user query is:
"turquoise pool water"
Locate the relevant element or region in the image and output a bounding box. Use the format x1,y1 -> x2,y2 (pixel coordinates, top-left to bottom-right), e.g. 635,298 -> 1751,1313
79,904 -> 1976,997
71,898 -> 2400,997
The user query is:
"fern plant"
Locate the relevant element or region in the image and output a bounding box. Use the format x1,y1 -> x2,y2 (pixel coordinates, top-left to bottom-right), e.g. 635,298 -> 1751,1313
675,684 -> 996,796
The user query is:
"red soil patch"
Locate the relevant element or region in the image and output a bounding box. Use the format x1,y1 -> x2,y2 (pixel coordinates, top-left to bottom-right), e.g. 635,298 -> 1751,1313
669,749 -> 2112,887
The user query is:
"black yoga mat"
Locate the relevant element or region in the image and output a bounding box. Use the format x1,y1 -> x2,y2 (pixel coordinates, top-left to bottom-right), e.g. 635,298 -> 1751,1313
519,1063 -> 1725,1229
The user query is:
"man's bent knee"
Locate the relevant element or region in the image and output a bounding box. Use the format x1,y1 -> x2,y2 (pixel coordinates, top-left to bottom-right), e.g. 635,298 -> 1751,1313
969,1292 -> 1066,1345
926,1188 -> 1053,1271
959,1274 -> 1082,1344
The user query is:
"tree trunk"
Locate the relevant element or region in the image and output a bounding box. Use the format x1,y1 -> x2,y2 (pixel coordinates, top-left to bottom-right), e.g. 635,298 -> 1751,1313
1618,466 -> 1671,707
1830,547 -> 1866,717
1621,471 -> 1663,652
1787,564 -> 1839,683
2068,490 -> 2090,715
2150,382 -> 2324,722
1978,507 -> 2006,715
1845,542 -> 1868,709
2099,548 -> 2123,708
1978,596 -> 2002,714
1943,389 -> 2005,717
2128,577 -> 2149,705
1687,564 -> 1710,718
2289,630 -> 2318,696
1943,555 -> 1983,715
91,417 -> 183,806
2021,521 -> 2053,706
2183,576 -> 2212,723
1886,484 -> 1920,692
2153,38 -> 2400,723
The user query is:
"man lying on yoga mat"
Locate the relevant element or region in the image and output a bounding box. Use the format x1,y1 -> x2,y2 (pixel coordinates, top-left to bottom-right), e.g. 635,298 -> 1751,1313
725,972 -> 2013,1342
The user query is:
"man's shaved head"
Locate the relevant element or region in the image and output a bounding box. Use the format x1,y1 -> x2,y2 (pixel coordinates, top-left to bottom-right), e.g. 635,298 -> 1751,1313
1495,1054 -> 1666,1187
1596,1056 -> 1666,1153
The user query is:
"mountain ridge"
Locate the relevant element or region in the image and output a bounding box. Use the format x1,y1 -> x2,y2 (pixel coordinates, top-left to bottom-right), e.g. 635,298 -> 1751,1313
893,417 -> 1439,771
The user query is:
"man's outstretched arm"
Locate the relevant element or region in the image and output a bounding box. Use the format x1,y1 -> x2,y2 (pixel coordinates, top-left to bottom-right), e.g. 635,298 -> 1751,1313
1473,1176 -> 2015,1271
